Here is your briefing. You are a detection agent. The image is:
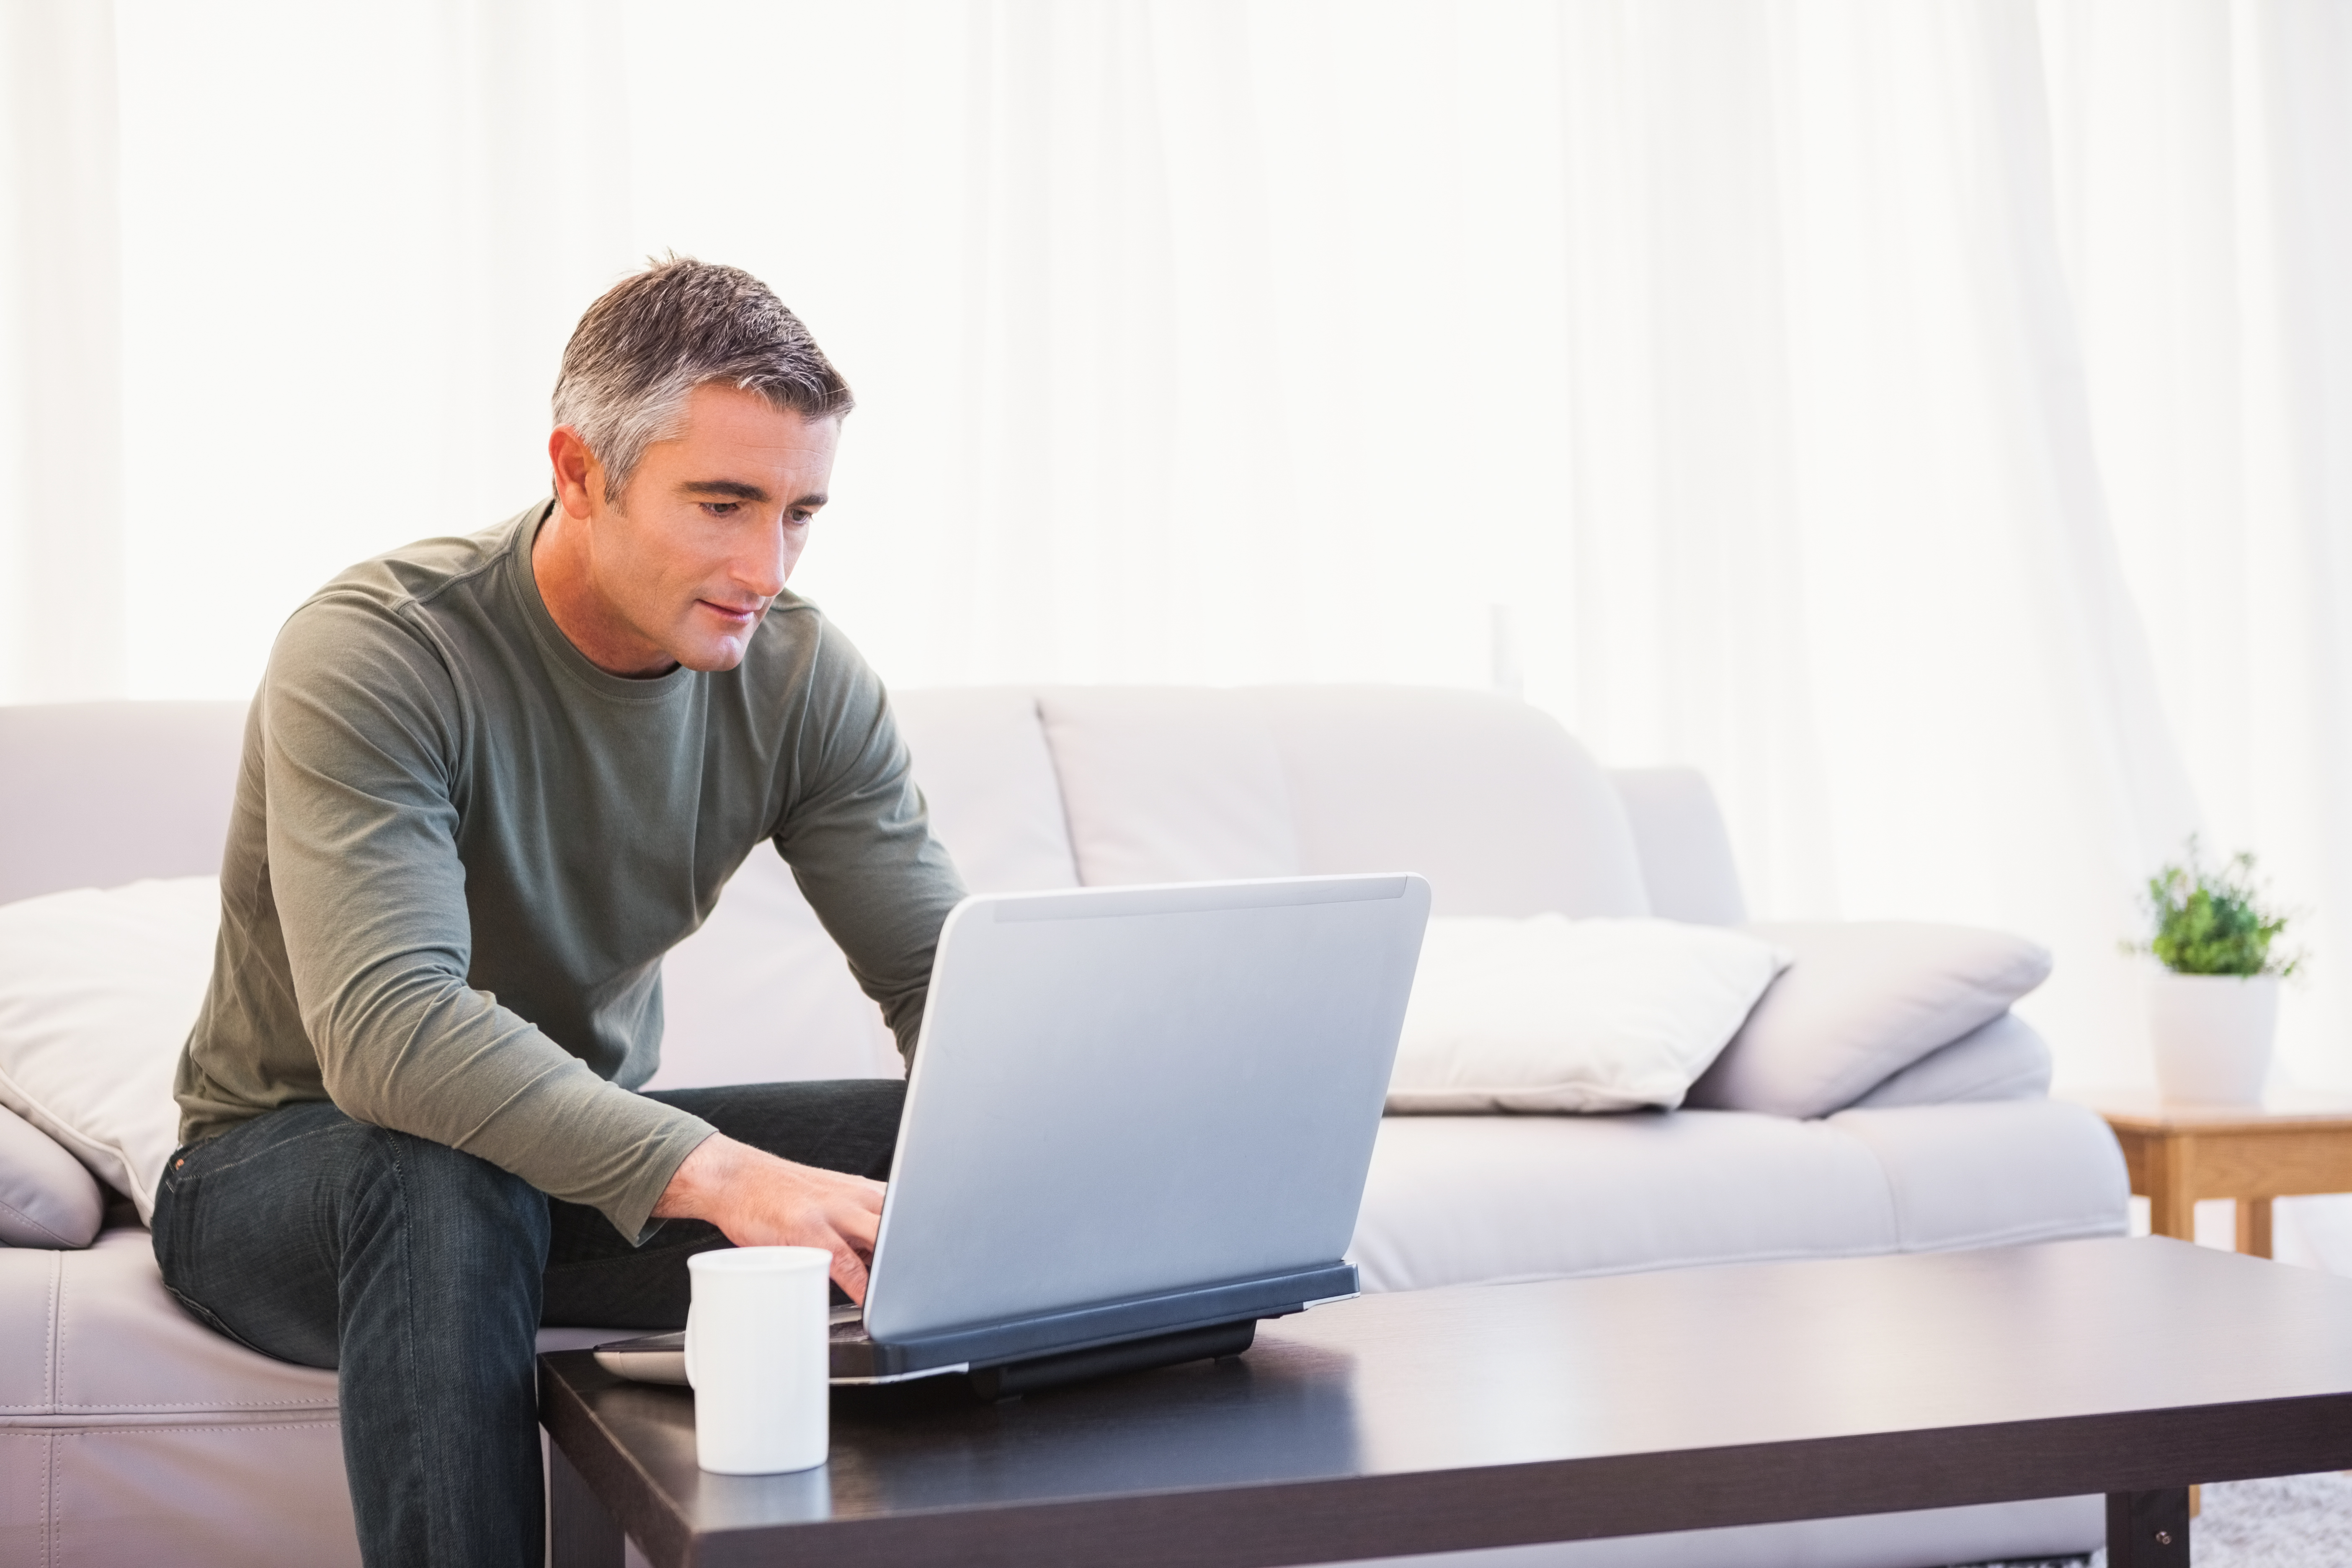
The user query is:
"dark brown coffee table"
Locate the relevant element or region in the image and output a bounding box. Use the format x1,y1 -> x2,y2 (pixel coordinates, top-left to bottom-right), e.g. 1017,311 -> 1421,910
541,1236 -> 2352,1568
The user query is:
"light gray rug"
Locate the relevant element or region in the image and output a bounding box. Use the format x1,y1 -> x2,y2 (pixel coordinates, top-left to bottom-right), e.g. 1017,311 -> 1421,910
1968,1472 -> 2352,1568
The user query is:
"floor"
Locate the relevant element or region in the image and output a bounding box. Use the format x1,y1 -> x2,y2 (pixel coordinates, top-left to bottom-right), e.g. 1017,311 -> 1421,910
1978,1472 -> 2352,1568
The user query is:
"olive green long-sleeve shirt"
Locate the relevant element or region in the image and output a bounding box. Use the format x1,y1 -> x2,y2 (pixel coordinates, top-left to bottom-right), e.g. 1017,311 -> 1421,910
173,501 -> 965,1239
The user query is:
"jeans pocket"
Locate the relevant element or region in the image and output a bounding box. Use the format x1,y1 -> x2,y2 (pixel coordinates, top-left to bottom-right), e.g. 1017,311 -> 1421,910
150,1147 -> 270,1358
152,1142 -> 192,1217
162,1282 -> 276,1359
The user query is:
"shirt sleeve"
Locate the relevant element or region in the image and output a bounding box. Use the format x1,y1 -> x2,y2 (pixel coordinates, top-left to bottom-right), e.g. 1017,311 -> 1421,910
771,623 -> 967,1064
261,595 -> 714,1240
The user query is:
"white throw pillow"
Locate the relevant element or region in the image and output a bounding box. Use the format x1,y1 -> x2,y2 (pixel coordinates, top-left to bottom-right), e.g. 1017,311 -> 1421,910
0,877 -> 219,1222
1683,921 -> 2054,1120
1386,916 -> 1790,1114
0,1099 -> 106,1247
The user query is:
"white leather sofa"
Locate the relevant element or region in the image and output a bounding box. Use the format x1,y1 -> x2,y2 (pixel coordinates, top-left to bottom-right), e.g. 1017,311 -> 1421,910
0,687 -> 2126,1568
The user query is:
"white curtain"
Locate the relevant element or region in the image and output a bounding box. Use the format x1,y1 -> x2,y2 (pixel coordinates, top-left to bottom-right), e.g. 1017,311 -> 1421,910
0,1 -> 123,699
4,3 -> 2349,1116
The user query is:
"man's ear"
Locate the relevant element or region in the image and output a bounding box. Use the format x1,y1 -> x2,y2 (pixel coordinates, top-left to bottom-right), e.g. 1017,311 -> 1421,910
549,427 -> 604,519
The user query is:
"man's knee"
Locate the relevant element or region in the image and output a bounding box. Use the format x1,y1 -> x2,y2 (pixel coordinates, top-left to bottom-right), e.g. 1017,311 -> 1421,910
328,1125 -> 551,1368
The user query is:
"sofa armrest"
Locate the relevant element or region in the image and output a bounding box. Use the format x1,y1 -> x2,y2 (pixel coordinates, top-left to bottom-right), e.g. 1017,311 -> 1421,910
1607,767 -> 1747,926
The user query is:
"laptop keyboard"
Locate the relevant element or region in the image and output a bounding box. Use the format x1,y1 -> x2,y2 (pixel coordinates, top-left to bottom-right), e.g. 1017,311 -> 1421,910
830,1304 -> 871,1344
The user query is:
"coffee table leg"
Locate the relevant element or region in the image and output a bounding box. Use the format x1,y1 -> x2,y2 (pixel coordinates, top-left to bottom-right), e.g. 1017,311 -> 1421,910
2107,1488 -> 2191,1565
550,1440 -> 625,1568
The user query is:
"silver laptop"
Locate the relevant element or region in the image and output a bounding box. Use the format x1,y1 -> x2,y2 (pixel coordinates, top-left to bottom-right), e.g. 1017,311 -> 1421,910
596,872 -> 1429,1392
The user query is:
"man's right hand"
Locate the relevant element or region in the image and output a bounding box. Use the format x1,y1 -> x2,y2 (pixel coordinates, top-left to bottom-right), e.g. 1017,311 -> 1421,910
652,1133 -> 886,1302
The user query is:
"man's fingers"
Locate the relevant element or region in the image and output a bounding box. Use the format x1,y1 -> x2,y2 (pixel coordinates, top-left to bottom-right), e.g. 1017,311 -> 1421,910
830,1240 -> 870,1304
833,1198 -> 881,1255
693,1153 -> 888,1277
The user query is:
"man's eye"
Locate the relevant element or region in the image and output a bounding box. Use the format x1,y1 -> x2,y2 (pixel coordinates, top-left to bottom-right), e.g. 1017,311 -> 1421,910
701,502 -> 741,518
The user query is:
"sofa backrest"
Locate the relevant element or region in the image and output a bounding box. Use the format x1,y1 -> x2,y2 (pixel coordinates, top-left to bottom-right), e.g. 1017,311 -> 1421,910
891,688 -> 1080,894
0,701 -> 249,906
0,691 -> 1751,1083
1036,686 -> 1653,918
1609,767 -> 1749,926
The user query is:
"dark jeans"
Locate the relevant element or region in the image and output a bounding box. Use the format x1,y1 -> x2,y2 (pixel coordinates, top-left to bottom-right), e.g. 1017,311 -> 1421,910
151,1082 -> 905,1568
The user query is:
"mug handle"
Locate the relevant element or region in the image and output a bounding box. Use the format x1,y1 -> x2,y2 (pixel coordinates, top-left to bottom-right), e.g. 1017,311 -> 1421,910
683,1302 -> 702,1390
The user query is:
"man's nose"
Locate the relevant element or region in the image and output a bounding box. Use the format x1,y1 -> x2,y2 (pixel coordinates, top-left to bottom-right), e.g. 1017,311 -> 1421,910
733,519 -> 790,598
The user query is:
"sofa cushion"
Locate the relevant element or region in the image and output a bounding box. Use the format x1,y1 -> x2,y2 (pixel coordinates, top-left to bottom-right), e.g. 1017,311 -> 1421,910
1684,921 -> 2054,1119
1348,1100 -> 2127,1294
0,700 -> 246,907
0,877 -> 217,1222
1,1424 -> 359,1567
0,1225 -> 642,1421
1038,687 -> 1304,885
0,1227 -> 338,1423
1607,767 -> 1749,926
1037,686 -> 1654,918
890,688 -> 1081,894
1848,1011 -> 2054,1109
656,688 -> 1081,1088
0,1101 -> 105,1248
1825,1101 -> 2130,1250
1255,686 -> 1651,918
0,1225 -> 637,1566
653,850 -> 904,1086
1388,918 -> 1788,1113
1349,1112 -> 1900,1292
1323,1497 -> 2103,1568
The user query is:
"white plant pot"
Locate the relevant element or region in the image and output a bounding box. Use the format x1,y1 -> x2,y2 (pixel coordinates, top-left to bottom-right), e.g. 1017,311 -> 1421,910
2146,970 -> 2280,1104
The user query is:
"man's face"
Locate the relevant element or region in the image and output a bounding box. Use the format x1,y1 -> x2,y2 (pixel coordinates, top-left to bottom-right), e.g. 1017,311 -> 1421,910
552,383 -> 839,675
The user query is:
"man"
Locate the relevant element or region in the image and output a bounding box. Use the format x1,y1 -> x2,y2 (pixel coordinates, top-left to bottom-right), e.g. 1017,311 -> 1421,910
152,258 -> 964,1566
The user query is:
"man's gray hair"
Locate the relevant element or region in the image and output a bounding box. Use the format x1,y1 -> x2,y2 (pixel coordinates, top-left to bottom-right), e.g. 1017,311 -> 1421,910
552,257 -> 854,502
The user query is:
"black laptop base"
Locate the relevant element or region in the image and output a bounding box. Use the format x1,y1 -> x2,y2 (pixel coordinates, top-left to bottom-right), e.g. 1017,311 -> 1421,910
966,1318 -> 1256,1402
835,1261 -> 1358,1380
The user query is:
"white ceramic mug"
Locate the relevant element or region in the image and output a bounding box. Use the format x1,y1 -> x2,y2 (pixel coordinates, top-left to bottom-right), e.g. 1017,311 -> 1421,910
684,1246 -> 831,1475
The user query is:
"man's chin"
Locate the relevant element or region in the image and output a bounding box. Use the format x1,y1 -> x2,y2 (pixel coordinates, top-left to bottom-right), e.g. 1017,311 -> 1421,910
674,603 -> 766,672
674,640 -> 753,674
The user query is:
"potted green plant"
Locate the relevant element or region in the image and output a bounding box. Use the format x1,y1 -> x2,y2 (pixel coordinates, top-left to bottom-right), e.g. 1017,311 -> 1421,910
2129,840 -> 2302,1103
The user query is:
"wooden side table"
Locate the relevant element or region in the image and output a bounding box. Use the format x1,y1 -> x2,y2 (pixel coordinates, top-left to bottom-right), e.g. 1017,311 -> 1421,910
2084,1092 -> 2352,1259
